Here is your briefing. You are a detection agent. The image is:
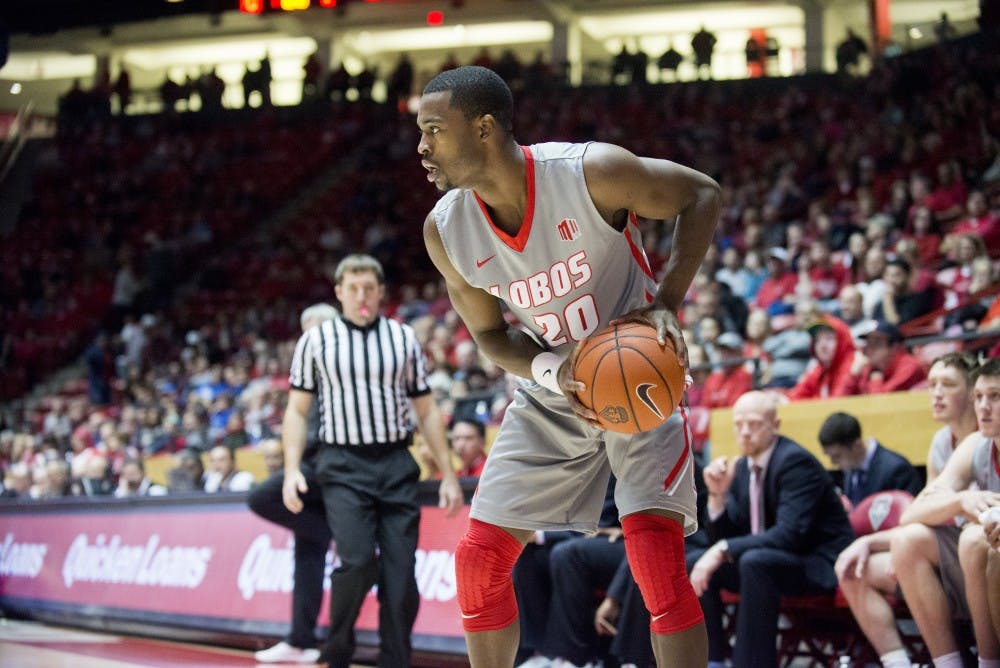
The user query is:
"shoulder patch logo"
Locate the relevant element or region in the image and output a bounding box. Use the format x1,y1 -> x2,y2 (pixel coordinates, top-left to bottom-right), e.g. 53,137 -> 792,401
557,218 -> 581,241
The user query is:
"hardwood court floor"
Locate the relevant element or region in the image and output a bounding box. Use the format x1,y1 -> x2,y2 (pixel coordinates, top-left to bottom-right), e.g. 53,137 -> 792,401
0,619 -> 371,668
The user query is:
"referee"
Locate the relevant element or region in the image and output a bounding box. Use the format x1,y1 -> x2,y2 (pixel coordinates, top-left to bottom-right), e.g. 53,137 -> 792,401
281,254 -> 463,668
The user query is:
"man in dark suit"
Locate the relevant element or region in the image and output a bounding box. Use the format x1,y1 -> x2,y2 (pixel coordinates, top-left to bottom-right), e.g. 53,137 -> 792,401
690,391 -> 855,667
818,411 -> 923,507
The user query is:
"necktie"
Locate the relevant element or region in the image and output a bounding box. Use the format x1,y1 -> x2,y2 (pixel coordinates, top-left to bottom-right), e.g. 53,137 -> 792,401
849,469 -> 866,505
750,464 -> 763,535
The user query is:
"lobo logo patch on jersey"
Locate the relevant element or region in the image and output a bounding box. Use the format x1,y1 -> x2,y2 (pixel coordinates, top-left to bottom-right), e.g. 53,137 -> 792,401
557,218 -> 581,241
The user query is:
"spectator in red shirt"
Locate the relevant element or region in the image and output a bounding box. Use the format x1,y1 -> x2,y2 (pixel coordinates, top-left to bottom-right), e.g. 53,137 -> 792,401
451,417 -> 488,479
702,332 -> 754,409
899,205 -> 942,269
924,160 -> 968,225
754,248 -> 799,313
946,190 -> 1000,258
787,315 -> 857,400
844,320 -> 926,394
803,238 -> 848,303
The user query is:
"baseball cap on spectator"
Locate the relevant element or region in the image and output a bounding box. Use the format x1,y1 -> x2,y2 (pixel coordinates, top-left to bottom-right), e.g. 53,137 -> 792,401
716,332 -> 744,351
857,319 -> 902,344
805,316 -> 835,338
768,247 -> 790,263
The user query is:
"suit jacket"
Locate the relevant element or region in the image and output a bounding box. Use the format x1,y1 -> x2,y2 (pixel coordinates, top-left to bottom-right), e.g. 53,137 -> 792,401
846,441 -> 923,504
709,435 -> 854,567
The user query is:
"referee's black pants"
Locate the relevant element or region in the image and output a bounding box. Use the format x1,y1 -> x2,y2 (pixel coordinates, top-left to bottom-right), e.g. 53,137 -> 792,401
316,444 -> 421,668
247,458 -> 332,650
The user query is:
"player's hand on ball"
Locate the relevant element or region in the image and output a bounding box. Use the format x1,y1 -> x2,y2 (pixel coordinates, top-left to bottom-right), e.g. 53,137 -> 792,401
611,305 -> 688,368
558,345 -> 601,428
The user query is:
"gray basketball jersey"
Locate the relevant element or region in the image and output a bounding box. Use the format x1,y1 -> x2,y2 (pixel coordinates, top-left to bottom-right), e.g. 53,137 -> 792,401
929,426 -> 956,477
432,142 -> 658,354
971,435 -> 1000,492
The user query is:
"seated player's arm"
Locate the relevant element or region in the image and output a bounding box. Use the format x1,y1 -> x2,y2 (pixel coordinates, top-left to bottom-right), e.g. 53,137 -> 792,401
902,431 -> 981,525
423,212 -> 545,379
582,143 -> 720,313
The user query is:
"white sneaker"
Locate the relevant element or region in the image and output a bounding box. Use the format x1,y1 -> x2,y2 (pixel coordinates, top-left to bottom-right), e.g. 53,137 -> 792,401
254,641 -> 321,664
516,657 -> 553,668
552,659 -> 595,668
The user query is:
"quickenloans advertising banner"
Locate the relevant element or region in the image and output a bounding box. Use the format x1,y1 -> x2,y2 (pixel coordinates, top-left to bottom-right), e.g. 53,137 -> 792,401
0,497 -> 469,652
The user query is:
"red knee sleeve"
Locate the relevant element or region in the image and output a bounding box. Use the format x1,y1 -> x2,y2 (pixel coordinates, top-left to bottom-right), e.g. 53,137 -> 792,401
454,519 -> 524,632
621,512 -> 704,635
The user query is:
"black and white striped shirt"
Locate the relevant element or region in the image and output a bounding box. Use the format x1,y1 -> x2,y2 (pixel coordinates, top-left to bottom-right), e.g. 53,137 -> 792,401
289,316 -> 431,447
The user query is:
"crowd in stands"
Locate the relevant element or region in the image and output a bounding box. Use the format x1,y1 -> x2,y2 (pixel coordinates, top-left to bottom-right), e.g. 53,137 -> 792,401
1,30 -> 998,495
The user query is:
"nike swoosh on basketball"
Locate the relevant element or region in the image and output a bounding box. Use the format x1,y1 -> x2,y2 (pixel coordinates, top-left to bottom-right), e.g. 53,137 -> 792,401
635,383 -> 664,419
476,255 -> 496,268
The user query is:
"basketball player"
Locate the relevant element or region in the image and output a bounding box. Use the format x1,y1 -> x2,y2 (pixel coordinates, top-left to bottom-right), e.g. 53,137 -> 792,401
834,352 -> 979,668
419,66 -> 720,667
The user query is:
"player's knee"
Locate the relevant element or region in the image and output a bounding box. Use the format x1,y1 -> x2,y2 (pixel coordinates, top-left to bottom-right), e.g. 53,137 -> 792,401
958,524 -> 989,569
455,519 -> 524,632
889,524 -> 932,569
622,512 -> 703,634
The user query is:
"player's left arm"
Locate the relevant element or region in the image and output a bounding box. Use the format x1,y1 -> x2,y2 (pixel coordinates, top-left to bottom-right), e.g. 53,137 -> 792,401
583,143 -> 721,366
901,431 -> 1000,525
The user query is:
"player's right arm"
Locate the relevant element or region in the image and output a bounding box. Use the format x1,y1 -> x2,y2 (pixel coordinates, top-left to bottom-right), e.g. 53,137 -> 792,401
425,213 -> 598,425
423,212 -> 546,380
281,388 -> 313,514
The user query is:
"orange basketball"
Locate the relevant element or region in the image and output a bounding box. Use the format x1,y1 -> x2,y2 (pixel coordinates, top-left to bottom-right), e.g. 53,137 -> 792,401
573,322 -> 686,434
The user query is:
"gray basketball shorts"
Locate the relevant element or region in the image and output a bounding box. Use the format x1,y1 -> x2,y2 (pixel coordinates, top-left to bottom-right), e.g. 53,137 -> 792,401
471,380 -> 698,536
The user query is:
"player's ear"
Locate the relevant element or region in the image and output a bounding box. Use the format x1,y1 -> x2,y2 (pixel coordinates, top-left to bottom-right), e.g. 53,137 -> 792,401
478,115 -> 495,141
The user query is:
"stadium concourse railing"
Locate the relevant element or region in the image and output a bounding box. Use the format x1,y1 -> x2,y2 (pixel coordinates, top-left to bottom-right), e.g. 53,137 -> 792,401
0,480 -> 478,666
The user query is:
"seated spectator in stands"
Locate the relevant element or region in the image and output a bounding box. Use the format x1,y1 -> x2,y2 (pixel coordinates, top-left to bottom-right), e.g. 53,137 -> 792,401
873,258 -> 934,326
802,238 -> 848,306
258,438 -> 284,477
857,246 -> 888,318
944,256 -> 996,334
754,248 -> 798,314
514,477 -> 619,668
893,237 -> 938,296
836,352 -> 979,668
818,412 -> 923,505
892,358 -> 1000,668
947,190 -> 1000,258
787,315 -> 857,401
114,457 -> 166,497
834,284 -> 866,331
451,417 -> 487,479
925,160 -> 968,226
204,444 -> 254,493
1,462 -> 32,498
937,232 -> 989,311
684,343 -> 709,408
759,305 -> 812,389
74,453 -> 113,496
696,315 -> 723,363
742,249 -> 768,303
702,332 -> 754,409
180,405 -> 212,451
900,205 -> 943,269
689,391 -> 854,667
44,459 -> 73,498
715,247 -> 751,301
168,447 -> 206,492
844,320 -> 926,394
